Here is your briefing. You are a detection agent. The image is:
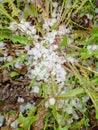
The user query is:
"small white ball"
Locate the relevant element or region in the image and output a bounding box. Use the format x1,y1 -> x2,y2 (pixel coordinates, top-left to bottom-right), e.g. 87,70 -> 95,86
17,97 -> 24,103
45,101 -> 49,108
32,86 -> 39,93
7,56 -> 13,62
0,42 -> 5,48
49,97 -> 56,105
0,115 -> 5,127
10,120 -> 18,129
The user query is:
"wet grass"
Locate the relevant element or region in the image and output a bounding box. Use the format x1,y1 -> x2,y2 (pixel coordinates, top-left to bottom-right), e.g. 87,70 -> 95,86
0,0 -> 98,130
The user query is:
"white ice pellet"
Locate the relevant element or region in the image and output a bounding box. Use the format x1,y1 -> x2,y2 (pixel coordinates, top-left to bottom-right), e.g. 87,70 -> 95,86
66,107 -> 73,114
19,105 -> 26,113
8,21 -> 18,31
82,96 -> 89,103
71,99 -> 76,106
87,44 -> 98,51
24,21 -> 30,28
7,55 -> 13,62
18,24 -> 27,32
52,2 -> 58,8
67,118 -> 73,124
0,115 -> 5,127
34,35 -> 39,41
51,11 -> 57,18
19,103 -> 34,113
67,57 -> 75,63
56,64 -> 62,69
0,42 -> 5,48
86,14 -> 93,20
87,45 -> 92,50
25,103 -> 33,110
57,100 -> 65,108
17,97 -> 24,103
45,101 -> 49,108
14,62 -> 21,69
4,52 -> 8,57
68,38 -> 73,44
15,52 -> 21,56
58,25 -> 70,35
28,49 -> 33,55
92,45 -> 98,50
49,97 -> 56,105
10,120 -> 18,129
25,45 -> 30,51
31,86 -> 39,93
73,113 -> 79,120
31,26 -> 36,34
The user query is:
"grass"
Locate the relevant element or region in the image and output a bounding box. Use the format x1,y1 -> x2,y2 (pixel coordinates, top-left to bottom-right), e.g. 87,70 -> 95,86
0,0 -> 98,130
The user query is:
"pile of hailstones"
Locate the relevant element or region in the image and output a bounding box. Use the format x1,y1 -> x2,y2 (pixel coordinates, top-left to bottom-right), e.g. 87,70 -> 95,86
0,3 -> 90,128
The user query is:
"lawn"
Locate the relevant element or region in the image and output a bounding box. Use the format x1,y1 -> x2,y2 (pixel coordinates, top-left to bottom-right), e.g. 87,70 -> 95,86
0,0 -> 98,130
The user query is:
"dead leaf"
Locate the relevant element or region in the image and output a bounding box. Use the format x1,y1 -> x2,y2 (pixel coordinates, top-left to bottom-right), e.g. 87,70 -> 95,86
1,126 -> 12,130
8,50 -> 16,57
13,65 -> 27,73
71,14 -> 93,28
2,69 -> 11,82
31,105 -> 46,130
95,0 -> 98,6
0,81 -> 43,112
4,112 -> 18,127
5,42 -> 12,50
0,69 -> 44,130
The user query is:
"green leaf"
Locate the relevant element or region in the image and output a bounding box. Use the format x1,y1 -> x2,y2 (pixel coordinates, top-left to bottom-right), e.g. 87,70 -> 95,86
71,117 -> 86,130
0,4 -> 14,21
80,52 -> 93,59
51,105 -> 58,121
59,37 -> 67,48
10,71 -> 19,77
80,49 -> 98,59
0,28 -> 11,40
1,1 -> 21,17
10,35 -> 28,44
58,87 -> 85,99
0,35 -> 5,40
18,108 -> 37,130
95,109 -> 98,119
24,4 -> 34,19
9,2 -> 21,17
93,50 -> 98,56
31,5 -> 37,16
0,28 -> 11,34
79,48 -> 87,52
28,75 -> 37,89
50,22 -> 58,31
91,27 -> 98,34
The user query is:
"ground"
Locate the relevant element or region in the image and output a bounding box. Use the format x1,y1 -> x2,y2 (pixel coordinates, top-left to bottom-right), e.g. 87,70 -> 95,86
0,0 -> 98,130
